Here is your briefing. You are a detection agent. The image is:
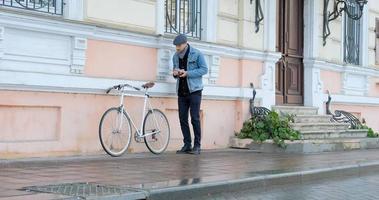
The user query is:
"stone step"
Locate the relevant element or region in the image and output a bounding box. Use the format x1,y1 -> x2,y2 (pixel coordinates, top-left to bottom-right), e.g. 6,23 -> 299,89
230,136 -> 379,153
300,129 -> 368,140
294,115 -> 332,123
291,123 -> 350,132
272,106 -> 318,115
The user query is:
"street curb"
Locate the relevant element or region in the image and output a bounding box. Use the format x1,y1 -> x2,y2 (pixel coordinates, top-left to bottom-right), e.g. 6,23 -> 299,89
145,161 -> 379,200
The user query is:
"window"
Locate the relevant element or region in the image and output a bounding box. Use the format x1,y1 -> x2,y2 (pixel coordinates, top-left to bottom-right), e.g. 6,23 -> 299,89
0,0 -> 63,15
343,0 -> 361,65
165,0 -> 202,39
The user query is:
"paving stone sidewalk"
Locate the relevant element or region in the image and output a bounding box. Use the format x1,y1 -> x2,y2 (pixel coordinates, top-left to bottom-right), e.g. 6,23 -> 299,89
1,149 -> 379,199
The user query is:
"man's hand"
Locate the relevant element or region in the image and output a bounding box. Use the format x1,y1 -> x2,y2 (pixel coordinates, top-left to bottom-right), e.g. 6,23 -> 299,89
179,69 -> 187,78
173,69 -> 179,77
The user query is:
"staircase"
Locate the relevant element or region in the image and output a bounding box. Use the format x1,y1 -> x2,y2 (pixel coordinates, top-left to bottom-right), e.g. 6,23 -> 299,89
272,106 -> 368,140
230,105 -> 379,153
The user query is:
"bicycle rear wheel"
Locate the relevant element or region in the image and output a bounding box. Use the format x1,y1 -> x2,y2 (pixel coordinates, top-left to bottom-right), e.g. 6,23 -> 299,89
143,109 -> 170,154
99,107 -> 132,157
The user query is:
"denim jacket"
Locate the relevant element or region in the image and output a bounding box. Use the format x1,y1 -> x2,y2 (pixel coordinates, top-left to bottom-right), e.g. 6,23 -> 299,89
172,46 -> 208,94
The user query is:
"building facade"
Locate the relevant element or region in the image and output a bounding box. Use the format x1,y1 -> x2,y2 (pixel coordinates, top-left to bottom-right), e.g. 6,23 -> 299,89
0,0 -> 378,158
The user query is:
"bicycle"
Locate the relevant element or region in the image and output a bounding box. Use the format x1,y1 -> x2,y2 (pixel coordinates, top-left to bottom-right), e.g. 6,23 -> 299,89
99,82 -> 170,156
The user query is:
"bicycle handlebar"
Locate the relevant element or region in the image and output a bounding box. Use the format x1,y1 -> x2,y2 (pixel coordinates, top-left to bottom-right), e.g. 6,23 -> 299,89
105,83 -> 142,94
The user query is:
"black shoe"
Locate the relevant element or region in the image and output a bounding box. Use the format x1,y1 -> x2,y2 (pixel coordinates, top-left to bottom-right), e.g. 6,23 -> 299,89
176,145 -> 192,154
189,146 -> 201,155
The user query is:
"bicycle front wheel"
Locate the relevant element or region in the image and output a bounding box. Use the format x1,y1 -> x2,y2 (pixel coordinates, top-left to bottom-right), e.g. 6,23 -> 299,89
143,109 -> 170,154
99,107 -> 132,157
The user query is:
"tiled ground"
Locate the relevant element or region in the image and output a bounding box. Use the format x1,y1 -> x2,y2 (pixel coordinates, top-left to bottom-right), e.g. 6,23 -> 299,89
1,149 -> 379,199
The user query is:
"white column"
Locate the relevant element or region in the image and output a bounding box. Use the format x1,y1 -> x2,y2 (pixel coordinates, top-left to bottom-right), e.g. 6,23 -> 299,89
64,0 -> 84,21
260,54 -> 279,109
304,61 -> 324,113
360,5 -> 369,67
303,0 -> 319,59
263,0 -> 276,52
303,0 -> 323,113
260,0 -> 278,108
156,0 -> 165,35
202,0 -> 218,43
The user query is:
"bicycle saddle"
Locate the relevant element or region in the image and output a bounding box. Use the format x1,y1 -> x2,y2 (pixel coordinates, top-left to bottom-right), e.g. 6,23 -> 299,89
142,82 -> 155,89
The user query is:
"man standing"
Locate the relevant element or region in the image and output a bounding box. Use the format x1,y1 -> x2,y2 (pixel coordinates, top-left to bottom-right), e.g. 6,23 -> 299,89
172,34 -> 208,155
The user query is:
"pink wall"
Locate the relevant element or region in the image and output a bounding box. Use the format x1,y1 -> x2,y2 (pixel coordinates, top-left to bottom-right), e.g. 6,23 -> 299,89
320,70 -> 342,94
0,90 -> 240,158
85,39 -> 157,81
217,58 -> 240,87
217,58 -> 263,88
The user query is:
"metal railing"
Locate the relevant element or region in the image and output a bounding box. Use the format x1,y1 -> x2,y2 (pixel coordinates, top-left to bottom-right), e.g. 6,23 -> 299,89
0,0 -> 63,15
165,0 -> 202,39
343,0 -> 361,65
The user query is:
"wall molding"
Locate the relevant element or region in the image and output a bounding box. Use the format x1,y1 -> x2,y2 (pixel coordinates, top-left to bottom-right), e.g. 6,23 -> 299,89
324,93 -> 379,106
342,72 -> 369,96
0,70 -> 267,101
0,11 -> 280,62
304,58 -> 379,77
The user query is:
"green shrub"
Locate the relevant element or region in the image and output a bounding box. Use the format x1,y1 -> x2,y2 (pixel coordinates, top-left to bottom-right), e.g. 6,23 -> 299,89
357,124 -> 379,138
237,112 -> 300,148
367,128 -> 379,138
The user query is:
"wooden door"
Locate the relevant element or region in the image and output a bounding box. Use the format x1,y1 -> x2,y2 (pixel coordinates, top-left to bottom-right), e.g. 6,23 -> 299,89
275,0 -> 304,105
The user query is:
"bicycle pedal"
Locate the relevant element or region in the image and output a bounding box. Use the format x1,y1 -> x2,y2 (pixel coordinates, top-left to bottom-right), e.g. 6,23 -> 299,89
134,132 -> 144,143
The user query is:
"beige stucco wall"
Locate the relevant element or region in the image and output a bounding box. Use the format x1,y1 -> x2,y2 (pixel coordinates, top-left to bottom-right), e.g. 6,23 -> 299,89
82,0 -> 266,49
217,0 -> 239,46
217,0 -> 264,50
84,0 -> 156,34
318,0 -> 343,64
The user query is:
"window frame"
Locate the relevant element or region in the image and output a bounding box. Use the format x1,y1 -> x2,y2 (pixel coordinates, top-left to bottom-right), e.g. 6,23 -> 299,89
164,0 -> 203,40
342,0 -> 362,66
0,0 -> 64,16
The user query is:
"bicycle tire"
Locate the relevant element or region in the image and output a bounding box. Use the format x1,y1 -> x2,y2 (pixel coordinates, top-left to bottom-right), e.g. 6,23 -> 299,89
143,109 -> 170,154
99,107 -> 132,157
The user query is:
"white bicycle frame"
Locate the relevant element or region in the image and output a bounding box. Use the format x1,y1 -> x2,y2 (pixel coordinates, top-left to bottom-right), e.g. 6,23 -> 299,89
116,87 -> 160,138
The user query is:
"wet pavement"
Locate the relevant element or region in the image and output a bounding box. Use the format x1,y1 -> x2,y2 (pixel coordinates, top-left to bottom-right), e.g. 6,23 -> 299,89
1,149 -> 379,199
188,173 -> 379,200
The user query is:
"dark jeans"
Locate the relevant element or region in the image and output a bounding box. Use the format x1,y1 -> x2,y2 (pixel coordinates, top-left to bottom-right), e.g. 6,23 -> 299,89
178,92 -> 202,148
